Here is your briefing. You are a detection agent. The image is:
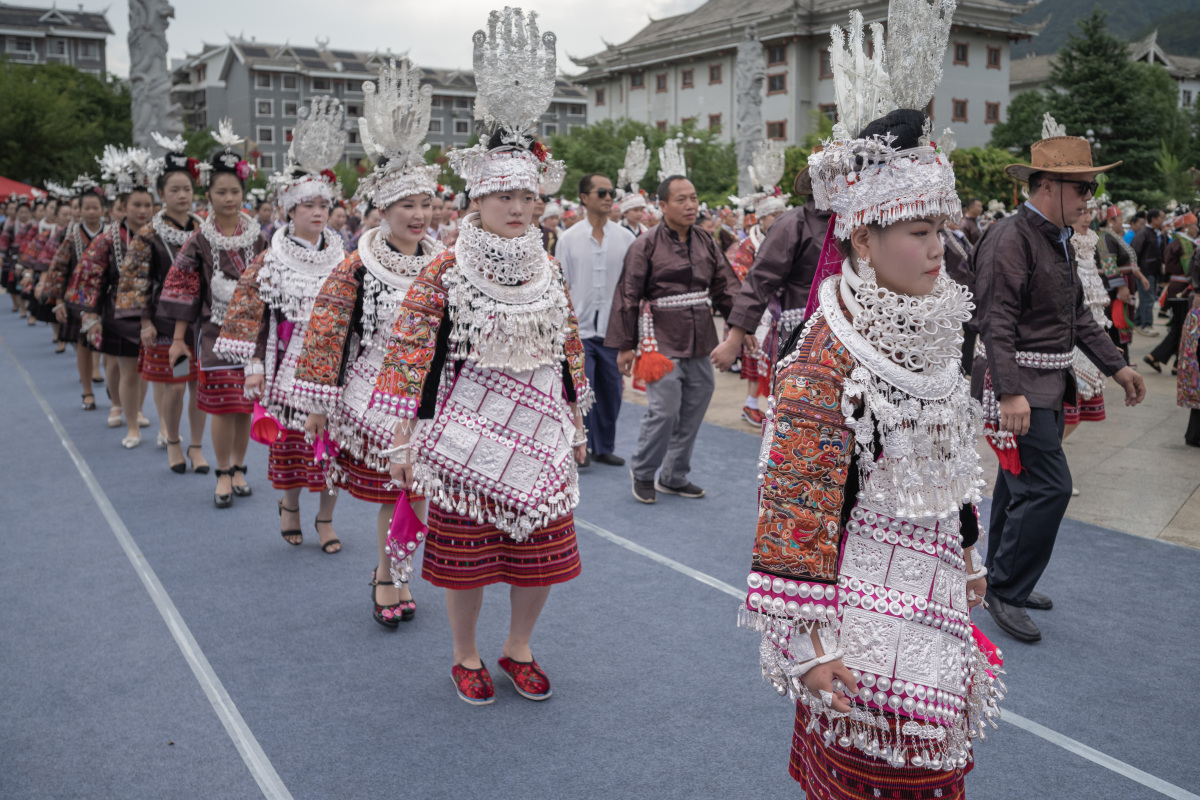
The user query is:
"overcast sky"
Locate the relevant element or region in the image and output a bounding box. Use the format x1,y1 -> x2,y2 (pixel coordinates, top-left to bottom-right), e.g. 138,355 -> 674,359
39,0 -> 700,77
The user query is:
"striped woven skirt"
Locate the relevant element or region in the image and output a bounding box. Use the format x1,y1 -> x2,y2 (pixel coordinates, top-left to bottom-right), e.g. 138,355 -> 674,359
332,452 -> 402,504
197,366 -> 253,416
139,340 -> 198,384
267,429 -> 326,492
789,703 -> 970,800
422,502 -> 582,591
1063,393 -> 1105,426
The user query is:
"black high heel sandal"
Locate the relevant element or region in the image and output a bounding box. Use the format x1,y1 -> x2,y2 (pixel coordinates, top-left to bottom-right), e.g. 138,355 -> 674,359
187,444 -> 210,474
371,568 -> 401,629
213,468 -> 234,508
315,517 -> 341,554
279,500 -> 302,545
230,464 -> 252,497
81,392 -> 96,411
166,438 -> 186,474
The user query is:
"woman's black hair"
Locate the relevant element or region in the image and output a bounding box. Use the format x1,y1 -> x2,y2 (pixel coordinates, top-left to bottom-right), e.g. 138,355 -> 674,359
79,191 -> 107,209
156,168 -> 194,195
855,108 -> 929,150
207,170 -> 245,193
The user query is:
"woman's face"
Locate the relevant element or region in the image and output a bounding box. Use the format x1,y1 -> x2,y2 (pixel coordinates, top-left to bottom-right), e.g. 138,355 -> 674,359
55,205 -> 71,226
1073,208 -> 1094,234
162,172 -> 194,218
289,196 -> 330,240
760,211 -> 781,234
477,190 -> 536,239
207,173 -> 244,219
852,216 -> 948,297
16,206 -> 31,224
384,194 -> 432,249
80,196 -> 103,227
125,191 -> 154,229
329,206 -> 346,230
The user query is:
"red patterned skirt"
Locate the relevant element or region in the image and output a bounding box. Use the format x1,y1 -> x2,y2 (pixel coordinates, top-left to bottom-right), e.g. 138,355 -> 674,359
422,502 -> 582,591
197,367 -> 253,416
789,703 -> 970,799
139,340 -> 198,384
267,429 -> 326,492
333,452 -> 402,504
1063,393 -> 1105,426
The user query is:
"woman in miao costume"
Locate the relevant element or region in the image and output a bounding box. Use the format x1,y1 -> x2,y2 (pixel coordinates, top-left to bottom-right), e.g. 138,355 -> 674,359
740,4 -> 1005,798
294,59 -> 445,623
372,8 -> 590,705
113,134 -> 209,473
29,185 -> 73,346
161,122 -> 260,507
67,146 -> 157,446
214,98 -> 348,550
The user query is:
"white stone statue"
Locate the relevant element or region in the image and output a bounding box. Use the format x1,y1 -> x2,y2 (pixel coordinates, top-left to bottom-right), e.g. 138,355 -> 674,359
735,25 -> 766,199
129,0 -> 183,153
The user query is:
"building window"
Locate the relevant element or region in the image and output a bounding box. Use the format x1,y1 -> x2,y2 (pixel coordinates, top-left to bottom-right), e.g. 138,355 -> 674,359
1184,90 -> 1194,107
430,96 -> 443,107
259,154 -> 274,171
595,88 -> 605,106
256,99 -> 273,117
681,116 -> 696,127
255,71 -> 271,89
656,120 -> 668,132
985,101 -> 1000,123
12,38 -> 33,52
283,74 -> 297,90
630,71 -> 644,89
820,49 -> 833,79
283,100 -> 298,117
767,43 -> 787,66
81,41 -> 98,59
455,119 -> 470,135
708,113 -> 721,132
348,131 -> 359,144
656,73 -> 668,92
196,64 -> 207,83
312,77 -> 330,91
569,103 -> 585,116
346,103 -> 361,117
681,69 -> 694,89
285,129 -> 293,143
49,39 -> 66,56
987,46 -> 1001,69
819,103 -> 837,123
455,97 -> 471,109
952,99 -> 967,122
429,119 -> 443,133
257,126 -> 274,144
953,42 -> 968,66
544,123 -> 558,136
709,64 -> 722,84
767,120 -> 786,141
767,73 -> 787,95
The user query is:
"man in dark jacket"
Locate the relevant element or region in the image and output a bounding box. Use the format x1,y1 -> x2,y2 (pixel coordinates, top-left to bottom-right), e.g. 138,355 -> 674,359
972,134 -> 1144,643
1130,208 -> 1166,335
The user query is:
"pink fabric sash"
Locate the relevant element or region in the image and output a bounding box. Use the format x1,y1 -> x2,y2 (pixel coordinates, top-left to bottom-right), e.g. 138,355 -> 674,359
802,213 -> 842,321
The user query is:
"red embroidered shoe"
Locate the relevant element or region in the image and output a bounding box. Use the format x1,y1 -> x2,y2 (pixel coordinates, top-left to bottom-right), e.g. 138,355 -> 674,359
497,656 -> 553,701
452,663 -> 495,706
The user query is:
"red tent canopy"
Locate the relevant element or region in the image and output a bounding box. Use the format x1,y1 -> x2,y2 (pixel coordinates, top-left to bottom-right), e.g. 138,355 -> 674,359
0,175 -> 43,201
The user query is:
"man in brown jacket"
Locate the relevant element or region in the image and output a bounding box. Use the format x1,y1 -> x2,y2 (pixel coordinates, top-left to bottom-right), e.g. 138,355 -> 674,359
972,132 -> 1144,643
606,175 -> 739,504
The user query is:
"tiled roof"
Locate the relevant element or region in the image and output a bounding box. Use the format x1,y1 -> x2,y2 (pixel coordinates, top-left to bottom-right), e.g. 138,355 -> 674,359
0,2 -> 112,34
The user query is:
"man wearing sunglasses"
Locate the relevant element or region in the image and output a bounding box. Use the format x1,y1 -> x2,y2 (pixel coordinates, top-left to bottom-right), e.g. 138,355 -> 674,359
970,120 -> 1145,644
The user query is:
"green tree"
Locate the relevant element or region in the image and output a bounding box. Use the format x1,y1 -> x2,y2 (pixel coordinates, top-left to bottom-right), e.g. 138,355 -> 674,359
988,89 -> 1049,158
950,146 -> 1019,206
0,59 -> 130,184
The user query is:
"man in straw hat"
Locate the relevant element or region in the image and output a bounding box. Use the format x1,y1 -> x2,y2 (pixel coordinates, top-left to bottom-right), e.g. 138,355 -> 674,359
971,114 -> 1145,643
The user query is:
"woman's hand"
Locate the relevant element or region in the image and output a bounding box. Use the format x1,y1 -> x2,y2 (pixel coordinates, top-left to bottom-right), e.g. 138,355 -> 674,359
54,304 -> 67,324
244,372 -> 265,398
967,576 -> 987,609
304,413 -> 327,439
168,338 -> 189,367
140,323 -> 156,348
387,427 -> 413,488
1135,269 -> 1150,291
574,443 -> 587,465
82,312 -> 102,350
801,659 -> 859,713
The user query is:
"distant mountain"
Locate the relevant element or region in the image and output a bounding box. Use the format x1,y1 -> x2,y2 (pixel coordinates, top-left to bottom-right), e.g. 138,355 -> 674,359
1012,0 -> 1200,58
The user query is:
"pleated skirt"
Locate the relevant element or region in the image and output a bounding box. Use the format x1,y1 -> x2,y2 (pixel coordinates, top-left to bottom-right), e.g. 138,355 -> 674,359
139,340 -> 198,384
197,367 -> 252,416
267,429 -> 326,492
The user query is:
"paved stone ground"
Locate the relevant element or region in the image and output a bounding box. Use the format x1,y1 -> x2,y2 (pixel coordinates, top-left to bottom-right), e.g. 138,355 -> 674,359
625,314 -> 1200,549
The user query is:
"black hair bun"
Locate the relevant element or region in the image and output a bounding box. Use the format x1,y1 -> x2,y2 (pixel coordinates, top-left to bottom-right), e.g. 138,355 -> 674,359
856,109 -> 929,151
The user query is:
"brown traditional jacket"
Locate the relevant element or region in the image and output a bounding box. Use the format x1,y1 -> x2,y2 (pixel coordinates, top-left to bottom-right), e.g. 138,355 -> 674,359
725,201 -> 832,333
970,203 -> 1127,409
605,221 -> 739,358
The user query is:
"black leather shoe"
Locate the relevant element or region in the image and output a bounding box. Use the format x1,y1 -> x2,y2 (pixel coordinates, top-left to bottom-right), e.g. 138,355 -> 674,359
986,591 -> 1041,642
593,453 -> 625,466
1024,592 -> 1053,610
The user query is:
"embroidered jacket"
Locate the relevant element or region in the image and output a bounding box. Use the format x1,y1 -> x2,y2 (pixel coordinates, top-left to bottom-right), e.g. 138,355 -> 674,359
65,223 -> 140,346
114,217 -> 198,338
37,225 -> 99,304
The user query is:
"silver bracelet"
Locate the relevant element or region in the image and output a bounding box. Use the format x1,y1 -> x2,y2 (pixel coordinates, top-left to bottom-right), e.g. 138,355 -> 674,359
244,361 -> 266,376
80,316 -> 99,333
571,427 -> 587,447
380,443 -> 412,464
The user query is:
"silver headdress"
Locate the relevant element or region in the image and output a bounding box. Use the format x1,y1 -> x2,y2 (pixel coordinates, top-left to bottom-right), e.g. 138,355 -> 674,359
938,127 -> 958,158
1041,112 -> 1067,139
71,174 -> 100,196
809,0 -> 960,238
617,136 -> 650,213
269,96 -> 348,211
44,180 -> 74,201
151,131 -> 195,180
447,7 -> 565,196
657,138 -> 687,184
199,118 -> 254,187
96,145 -> 160,195
746,140 -> 790,218
151,132 -> 187,153
357,58 -> 441,209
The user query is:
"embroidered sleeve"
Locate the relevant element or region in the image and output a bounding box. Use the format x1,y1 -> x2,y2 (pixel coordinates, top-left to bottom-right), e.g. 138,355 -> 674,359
370,251 -> 454,422
158,232 -> 204,323
37,236 -> 72,302
17,227 -> 42,264
36,229 -> 59,264
555,258 -> 592,413
727,236 -> 756,283
64,232 -> 112,314
293,253 -> 363,415
214,254 -> 268,364
115,226 -> 155,319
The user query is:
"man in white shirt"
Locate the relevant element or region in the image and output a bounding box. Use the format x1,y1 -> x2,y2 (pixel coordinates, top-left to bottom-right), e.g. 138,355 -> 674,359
555,173 -> 635,467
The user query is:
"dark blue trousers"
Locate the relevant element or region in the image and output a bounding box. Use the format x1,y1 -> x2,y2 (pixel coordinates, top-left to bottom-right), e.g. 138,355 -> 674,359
582,336 -> 622,456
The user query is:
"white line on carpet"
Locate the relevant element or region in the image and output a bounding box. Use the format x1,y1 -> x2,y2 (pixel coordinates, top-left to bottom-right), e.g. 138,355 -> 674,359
575,517 -> 1199,800
2,335 -> 294,800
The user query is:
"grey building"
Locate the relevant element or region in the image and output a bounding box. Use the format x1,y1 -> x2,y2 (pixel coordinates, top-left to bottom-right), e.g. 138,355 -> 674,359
171,38 -> 587,174
0,1 -> 111,75
571,0 -> 1042,150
